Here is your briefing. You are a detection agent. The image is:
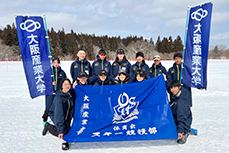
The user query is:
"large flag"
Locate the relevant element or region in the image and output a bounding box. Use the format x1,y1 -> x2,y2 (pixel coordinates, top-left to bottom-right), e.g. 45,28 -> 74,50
64,75 -> 177,143
182,2 -> 213,89
15,15 -> 53,98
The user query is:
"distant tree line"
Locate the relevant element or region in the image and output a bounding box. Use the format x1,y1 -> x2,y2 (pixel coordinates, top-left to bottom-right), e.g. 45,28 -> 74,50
1,23 -> 185,59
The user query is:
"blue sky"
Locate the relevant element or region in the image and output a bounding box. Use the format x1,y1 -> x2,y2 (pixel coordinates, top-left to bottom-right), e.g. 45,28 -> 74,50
0,0 -> 228,48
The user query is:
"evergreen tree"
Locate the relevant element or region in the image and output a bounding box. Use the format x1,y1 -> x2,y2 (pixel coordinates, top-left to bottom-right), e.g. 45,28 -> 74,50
58,28 -> 67,55
160,38 -> 169,54
168,36 -> 173,53
2,24 -> 12,46
156,36 -> 161,52
173,35 -> 183,52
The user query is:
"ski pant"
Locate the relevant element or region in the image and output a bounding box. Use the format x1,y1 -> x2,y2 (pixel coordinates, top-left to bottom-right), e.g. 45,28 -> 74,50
42,95 -> 55,122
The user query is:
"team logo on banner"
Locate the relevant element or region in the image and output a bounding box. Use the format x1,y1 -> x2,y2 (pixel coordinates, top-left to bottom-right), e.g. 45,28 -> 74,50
113,92 -> 139,124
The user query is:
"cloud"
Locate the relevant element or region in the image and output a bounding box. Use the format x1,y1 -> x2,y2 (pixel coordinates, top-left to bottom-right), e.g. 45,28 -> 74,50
165,18 -> 186,29
145,25 -> 158,32
212,12 -> 229,24
211,32 -> 229,40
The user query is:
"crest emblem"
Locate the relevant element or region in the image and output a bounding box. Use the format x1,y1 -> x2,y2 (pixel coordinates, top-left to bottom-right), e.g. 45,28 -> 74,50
113,92 -> 139,124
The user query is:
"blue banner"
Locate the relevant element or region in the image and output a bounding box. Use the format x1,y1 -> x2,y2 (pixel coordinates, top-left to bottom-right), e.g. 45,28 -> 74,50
64,75 -> 177,143
182,2 -> 213,89
15,16 -> 53,98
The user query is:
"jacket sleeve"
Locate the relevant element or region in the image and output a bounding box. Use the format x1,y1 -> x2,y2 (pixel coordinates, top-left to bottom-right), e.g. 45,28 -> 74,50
92,62 -> 96,76
54,95 -> 65,134
70,62 -> 74,80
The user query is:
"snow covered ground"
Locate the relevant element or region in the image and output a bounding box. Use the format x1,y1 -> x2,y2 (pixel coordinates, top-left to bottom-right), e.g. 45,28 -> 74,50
0,59 -> 228,153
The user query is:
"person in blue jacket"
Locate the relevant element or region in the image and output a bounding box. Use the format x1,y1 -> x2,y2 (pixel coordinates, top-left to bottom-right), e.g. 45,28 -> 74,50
112,48 -> 131,79
92,49 -> 112,77
147,55 -> 170,86
168,53 -> 183,82
132,69 -> 147,82
75,71 -> 92,85
130,52 -> 149,82
114,69 -> 130,84
42,57 -> 66,125
42,78 -> 75,150
168,53 -> 192,106
93,70 -> 113,85
70,49 -> 92,82
169,80 -> 192,144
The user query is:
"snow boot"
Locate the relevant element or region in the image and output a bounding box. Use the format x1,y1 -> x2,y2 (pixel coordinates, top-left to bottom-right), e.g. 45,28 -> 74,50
42,122 -> 49,136
42,110 -> 49,122
62,142 -> 69,150
177,133 -> 189,144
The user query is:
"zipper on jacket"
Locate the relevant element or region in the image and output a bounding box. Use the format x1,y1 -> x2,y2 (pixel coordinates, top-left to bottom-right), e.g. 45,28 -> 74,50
81,62 -> 83,72
55,68 -> 57,90
102,60 -> 104,70
65,93 -> 72,120
154,65 -> 157,77
177,65 -> 180,81
139,63 -> 141,70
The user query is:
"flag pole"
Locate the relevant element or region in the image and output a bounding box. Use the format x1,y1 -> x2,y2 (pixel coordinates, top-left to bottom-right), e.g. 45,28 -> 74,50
43,14 -> 56,91
180,6 -> 191,84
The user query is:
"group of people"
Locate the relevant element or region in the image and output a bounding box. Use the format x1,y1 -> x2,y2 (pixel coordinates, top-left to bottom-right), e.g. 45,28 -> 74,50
41,48 -> 193,150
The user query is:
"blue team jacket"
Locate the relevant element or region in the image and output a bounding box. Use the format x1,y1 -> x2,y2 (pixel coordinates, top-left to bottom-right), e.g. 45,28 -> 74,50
70,58 -> 92,81
92,56 -> 112,77
130,60 -> 149,81
112,56 -> 131,78
169,87 -> 192,133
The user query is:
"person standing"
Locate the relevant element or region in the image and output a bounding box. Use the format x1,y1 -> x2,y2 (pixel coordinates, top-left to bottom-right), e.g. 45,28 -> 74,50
147,55 -> 169,86
130,52 -> 149,82
112,48 -> 131,79
70,49 -> 92,82
92,49 -> 112,77
42,57 -> 66,125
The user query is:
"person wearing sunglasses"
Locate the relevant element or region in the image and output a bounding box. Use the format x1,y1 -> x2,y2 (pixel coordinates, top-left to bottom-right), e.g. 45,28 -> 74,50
92,49 -> 112,78
147,55 -> 169,86
112,49 -> 131,79
133,69 -> 147,82
130,52 -> 149,82
70,49 -> 92,82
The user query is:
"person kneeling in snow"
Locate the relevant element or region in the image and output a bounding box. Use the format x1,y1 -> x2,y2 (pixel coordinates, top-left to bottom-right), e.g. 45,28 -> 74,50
42,78 -> 75,150
169,80 -> 192,144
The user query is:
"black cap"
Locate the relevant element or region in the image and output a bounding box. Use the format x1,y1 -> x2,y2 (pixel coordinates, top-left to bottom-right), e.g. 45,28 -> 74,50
173,53 -> 182,59
136,52 -> 144,58
99,70 -> 107,76
98,49 -> 106,55
52,57 -> 60,63
118,69 -> 127,75
117,49 -> 125,54
78,71 -> 87,78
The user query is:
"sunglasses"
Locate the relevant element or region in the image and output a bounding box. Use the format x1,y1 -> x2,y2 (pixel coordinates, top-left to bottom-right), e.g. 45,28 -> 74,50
117,49 -> 124,53
100,53 -> 106,56
153,57 -> 160,60
136,71 -> 145,77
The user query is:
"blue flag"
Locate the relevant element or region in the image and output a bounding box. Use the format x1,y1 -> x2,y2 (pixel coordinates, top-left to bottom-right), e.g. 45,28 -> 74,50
15,16 -> 53,98
64,75 -> 177,143
182,2 -> 213,89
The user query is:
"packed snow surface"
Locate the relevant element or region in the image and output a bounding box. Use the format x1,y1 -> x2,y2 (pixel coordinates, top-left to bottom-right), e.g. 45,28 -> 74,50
0,60 -> 228,153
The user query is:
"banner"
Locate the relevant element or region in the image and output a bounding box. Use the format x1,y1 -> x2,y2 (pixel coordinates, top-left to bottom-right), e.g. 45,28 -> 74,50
64,75 -> 177,143
15,15 -> 53,98
182,2 -> 213,89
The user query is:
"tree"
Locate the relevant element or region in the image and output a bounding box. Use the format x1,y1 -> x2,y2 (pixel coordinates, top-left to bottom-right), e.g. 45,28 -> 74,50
173,35 -> 183,52
168,36 -> 173,53
160,38 -> 169,54
156,36 -> 161,52
2,24 -> 12,46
